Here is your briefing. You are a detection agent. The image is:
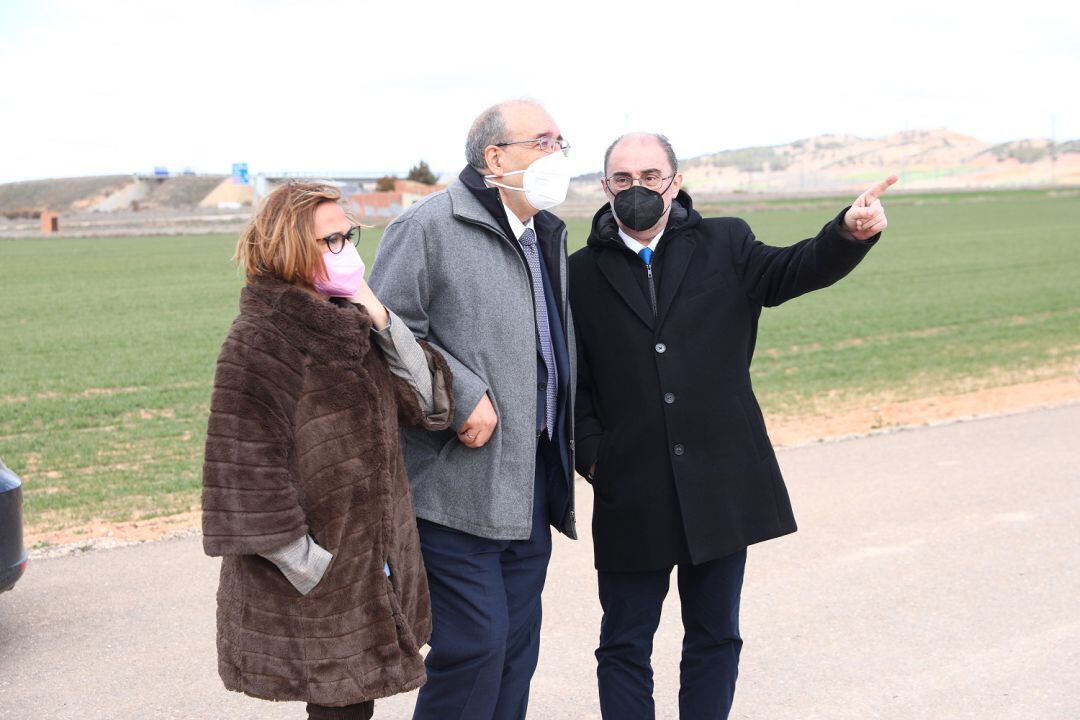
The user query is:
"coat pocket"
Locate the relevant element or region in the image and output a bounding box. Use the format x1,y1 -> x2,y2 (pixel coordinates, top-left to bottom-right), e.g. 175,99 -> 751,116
680,270 -> 728,302
591,432 -> 609,484
436,431 -> 460,462
404,426 -> 451,456
735,391 -> 770,461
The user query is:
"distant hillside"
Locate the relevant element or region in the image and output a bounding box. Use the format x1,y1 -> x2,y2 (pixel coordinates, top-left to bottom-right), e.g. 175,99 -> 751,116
0,175 -> 132,217
5,129 -> 1079,218
0,175 -> 226,218
570,129 -> 1080,197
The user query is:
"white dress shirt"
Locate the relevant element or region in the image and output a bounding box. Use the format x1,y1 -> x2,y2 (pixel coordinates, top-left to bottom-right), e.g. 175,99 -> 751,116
619,227 -> 664,256
502,202 -> 536,241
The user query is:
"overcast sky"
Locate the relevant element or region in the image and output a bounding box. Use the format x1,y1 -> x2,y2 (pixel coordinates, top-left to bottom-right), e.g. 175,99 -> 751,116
1,0 -> 1077,183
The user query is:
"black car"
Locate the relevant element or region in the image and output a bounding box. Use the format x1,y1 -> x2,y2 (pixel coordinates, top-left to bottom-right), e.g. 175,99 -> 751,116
0,458 -> 27,593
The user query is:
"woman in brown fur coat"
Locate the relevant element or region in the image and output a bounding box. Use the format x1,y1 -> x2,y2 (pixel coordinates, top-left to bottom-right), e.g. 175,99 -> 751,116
201,181 -> 453,720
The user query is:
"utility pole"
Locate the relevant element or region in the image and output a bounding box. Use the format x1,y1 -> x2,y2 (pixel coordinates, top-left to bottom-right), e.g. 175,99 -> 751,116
1050,114 -> 1058,187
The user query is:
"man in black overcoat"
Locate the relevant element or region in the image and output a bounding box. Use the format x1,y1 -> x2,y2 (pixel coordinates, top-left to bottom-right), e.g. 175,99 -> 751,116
569,132 -> 896,719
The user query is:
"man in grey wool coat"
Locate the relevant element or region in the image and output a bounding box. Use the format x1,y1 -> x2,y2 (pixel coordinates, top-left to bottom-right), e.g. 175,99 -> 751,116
368,98 -> 578,720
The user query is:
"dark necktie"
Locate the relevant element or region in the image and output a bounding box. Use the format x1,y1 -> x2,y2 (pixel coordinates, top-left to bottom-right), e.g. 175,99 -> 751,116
519,227 -> 557,438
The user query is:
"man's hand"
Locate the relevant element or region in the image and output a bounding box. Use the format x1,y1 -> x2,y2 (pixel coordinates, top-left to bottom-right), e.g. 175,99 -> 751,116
459,393 -> 497,448
842,174 -> 898,241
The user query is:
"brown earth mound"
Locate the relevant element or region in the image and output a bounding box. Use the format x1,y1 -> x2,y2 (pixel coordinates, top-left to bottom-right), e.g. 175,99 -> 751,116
0,175 -> 131,217
143,176 -> 226,207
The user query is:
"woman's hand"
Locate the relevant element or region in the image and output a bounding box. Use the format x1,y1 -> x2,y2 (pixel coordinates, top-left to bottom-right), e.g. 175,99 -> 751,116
349,278 -> 390,330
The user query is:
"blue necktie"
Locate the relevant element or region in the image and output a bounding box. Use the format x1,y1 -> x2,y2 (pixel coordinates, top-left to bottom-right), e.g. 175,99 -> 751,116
519,227 -> 558,439
639,246 -> 653,266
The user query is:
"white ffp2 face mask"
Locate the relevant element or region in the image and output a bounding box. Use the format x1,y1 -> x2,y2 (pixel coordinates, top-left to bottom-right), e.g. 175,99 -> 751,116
485,151 -> 571,211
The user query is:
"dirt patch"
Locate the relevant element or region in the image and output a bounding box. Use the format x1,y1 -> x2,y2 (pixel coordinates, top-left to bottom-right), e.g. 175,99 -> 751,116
2,380 -> 207,405
27,510 -> 202,551
24,374 -> 1080,550
766,374 -> 1080,446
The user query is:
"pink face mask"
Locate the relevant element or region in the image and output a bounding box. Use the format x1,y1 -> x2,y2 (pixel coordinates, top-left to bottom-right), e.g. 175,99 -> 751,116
314,244 -> 365,298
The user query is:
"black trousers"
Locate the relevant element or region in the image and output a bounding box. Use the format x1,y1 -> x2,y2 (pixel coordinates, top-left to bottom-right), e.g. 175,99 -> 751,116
596,548 -> 747,720
306,700 -> 374,720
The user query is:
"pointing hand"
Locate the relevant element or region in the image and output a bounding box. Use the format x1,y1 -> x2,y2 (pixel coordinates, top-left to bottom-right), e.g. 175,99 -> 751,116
842,174 -> 898,241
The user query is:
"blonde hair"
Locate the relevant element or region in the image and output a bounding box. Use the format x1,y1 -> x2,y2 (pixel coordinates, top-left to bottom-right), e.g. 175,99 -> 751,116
234,181 -> 344,284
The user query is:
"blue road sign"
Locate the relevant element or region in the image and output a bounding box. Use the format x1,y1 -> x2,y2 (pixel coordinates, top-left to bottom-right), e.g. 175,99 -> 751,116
232,163 -> 250,186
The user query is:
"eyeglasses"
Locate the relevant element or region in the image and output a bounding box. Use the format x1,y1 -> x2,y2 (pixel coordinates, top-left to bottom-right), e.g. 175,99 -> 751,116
494,136 -> 571,156
320,226 -> 360,254
604,173 -> 676,192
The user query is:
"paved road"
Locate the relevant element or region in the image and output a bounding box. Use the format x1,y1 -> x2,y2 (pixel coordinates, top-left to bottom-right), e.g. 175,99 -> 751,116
2,404 -> 1078,719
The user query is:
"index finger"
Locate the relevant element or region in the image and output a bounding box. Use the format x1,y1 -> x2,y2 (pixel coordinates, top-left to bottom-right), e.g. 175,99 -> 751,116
864,174 -> 899,201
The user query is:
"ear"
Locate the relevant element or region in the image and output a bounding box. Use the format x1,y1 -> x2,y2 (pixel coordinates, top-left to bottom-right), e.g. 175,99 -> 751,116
483,145 -> 503,177
670,172 -> 683,195
600,176 -> 613,198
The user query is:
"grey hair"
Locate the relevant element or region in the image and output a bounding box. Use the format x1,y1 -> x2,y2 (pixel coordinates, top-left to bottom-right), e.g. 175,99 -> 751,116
604,133 -> 678,175
465,99 -> 546,172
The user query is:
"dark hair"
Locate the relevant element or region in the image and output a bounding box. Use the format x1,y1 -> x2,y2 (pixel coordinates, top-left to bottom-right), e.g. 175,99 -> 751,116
466,99 -> 547,171
603,133 -> 678,175
465,104 -> 508,171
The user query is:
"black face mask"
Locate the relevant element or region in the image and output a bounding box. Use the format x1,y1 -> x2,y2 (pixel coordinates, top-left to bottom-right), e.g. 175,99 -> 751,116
611,179 -> 674,232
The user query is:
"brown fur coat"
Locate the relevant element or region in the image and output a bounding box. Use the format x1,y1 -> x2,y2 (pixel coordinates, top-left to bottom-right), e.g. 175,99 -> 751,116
201,274 -> 453,706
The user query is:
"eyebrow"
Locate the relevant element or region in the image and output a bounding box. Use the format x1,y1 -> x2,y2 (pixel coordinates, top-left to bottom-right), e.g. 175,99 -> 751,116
612,168 -> 664,175
324,225 -> 355,237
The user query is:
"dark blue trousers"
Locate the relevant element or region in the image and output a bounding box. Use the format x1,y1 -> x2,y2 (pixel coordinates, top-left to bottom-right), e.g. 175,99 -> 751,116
412,443 -> 555,720
596,549 -> 747,720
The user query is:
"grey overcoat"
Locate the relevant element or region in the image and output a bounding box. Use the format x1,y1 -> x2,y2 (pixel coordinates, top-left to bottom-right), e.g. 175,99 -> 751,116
369,180 -> 578,541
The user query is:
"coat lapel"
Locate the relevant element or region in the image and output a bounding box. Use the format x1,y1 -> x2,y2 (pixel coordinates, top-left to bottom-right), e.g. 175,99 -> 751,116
655,232 -> 697,331
448,182 -> 509,240
597,249 -> 655,331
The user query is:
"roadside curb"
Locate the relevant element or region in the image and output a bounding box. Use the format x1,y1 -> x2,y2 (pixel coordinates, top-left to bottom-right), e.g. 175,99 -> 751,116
774,397 -> 1080,450
29,526 -> 200,561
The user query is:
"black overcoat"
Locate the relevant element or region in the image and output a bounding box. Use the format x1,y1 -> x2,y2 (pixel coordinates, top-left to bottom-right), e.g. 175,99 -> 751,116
569,192 -> 879,572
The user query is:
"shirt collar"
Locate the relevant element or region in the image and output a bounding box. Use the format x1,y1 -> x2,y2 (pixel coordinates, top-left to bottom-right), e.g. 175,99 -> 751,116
501,202 -> 535,241
618,227 -> 664,256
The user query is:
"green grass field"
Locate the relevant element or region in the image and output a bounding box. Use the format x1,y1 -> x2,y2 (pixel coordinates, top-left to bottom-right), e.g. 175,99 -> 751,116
2,189 -> 1078,536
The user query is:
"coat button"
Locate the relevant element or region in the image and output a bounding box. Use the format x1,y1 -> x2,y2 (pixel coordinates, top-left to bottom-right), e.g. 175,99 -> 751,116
673,443 -> 684,456
655,342 -> 667,354
664,393 -> 675,404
